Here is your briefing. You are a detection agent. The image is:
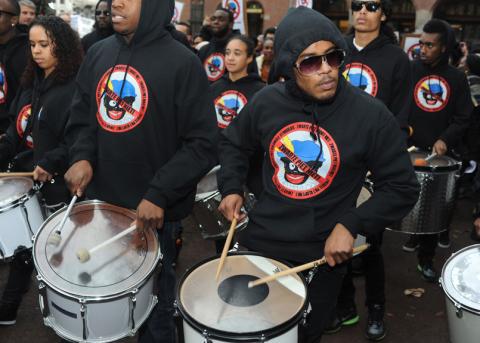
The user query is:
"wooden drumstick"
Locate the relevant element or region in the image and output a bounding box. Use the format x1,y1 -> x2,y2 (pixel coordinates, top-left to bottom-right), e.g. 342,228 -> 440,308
215,217 -> 238,281
76,224 -> 136,263
248,244 -> 370,288
48,195 -> 78,246
0,172 -> 34,177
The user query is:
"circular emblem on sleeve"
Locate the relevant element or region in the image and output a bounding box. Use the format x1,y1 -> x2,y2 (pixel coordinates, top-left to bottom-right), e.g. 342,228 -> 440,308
414,75 -> 450,112
204,53 -> 225,82
0,64 -> 8,105
96,65 -> 149,133
343,63 -> 378,97
269,122 -> 340,200
214,90 -> 247,128
16,104 -> 33,148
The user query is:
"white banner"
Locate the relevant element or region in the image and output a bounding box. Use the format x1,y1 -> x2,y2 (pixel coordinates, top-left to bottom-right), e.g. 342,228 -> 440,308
70,15 -> 95,38
296,0 -> 313,8
222,0 -> 246,34
172,1 -> 184,22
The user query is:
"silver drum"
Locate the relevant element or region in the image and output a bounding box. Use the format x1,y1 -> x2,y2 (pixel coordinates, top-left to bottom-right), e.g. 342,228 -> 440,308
440,244 -> 480,343
33,200 -> 161,342
391,151 -> 461,234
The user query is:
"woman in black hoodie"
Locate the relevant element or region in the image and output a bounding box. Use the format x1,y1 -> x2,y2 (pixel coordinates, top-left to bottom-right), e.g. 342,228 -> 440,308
0,15 -> 83,326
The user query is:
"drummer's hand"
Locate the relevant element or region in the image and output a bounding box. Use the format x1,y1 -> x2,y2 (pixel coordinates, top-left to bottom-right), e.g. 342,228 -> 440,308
136,199 -> 165,232
64,160 -> 93,197
324,223 -> 355,267
33,165 -> 53,182
433,139 -> 447,156
218,194 -> 246,222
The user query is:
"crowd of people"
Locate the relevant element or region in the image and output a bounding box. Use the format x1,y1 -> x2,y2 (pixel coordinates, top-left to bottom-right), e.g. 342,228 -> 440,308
0,0 -> 478,342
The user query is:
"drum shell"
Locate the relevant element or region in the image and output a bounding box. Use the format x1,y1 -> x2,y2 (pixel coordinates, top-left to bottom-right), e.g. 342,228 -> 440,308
392,169 -> 458,234
0,192 -> 44,259
442,295 -> 480,343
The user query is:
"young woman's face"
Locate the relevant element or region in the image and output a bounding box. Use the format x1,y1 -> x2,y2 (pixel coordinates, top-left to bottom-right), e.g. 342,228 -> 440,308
225,39 -> 252,74
29,25 -> 58,76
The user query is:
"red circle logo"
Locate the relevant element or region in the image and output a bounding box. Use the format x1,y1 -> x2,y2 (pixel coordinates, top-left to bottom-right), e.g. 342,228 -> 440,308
0,64 -> 8,105
16,104 -> 33,148
269,122 -> 340,200
414,76 -> 450,112
96,65 -> 149,133
223,0 -> 241,20
204,53 -> 225,82
343,63 -> 378,97
214,90 -> 248,129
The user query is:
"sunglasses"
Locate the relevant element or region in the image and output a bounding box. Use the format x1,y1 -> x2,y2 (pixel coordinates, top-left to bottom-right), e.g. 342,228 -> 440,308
95,10 -> 110,16
351,1 -> 382,12
295,49 -> 346,75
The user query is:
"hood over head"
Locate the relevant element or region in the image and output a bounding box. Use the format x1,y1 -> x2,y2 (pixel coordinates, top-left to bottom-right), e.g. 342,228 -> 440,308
273,7 -> 347,80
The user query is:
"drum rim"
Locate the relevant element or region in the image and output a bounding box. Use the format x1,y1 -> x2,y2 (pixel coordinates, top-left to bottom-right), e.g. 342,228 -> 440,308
0,177 -> 39,213
33,199 -> 161,300
440,244 -> 480,314
410,151 -> 462,172
176,251 -> 308,342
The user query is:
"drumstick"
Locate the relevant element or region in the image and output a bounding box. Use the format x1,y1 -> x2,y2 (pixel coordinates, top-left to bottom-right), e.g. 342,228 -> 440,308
215,217 -> 238,281
76,224 -> 136,263
47,195 -> 78,246
248,244 -> 370,288
0,172 -> 34,177
407,146 -> 417,152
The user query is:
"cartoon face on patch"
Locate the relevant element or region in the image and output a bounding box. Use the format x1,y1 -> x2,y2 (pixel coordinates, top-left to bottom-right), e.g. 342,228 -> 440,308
343,63 -> 378,97
223,0 -> 240,20
277,140 -> 325,185
103,79 -> 137,121
204,53 -> 225,82
414,76 -> 450,112
269,122 -> 340,200
0,65 -> 8,104
214,90 -> 247,128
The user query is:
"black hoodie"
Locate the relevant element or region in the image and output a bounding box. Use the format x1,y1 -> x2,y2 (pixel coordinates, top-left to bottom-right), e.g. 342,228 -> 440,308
66,0 -> 217,220
409,23 -> 473,151
0,28 -> 29,132
344,34 -> 412,133
218,7 -> 419,263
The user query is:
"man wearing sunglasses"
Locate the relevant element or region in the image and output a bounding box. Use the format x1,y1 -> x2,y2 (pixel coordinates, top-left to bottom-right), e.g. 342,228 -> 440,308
327,1 -> 413,340
217,7 -> 418,343
81,0 -> 114,53
0,0 -> 28,135
406,19 -> 472,282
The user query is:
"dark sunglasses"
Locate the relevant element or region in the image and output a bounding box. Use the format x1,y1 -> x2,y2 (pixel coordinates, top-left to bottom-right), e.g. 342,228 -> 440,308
295,50 -> 346,75
351,1 -> 382,12
0,10 -> 16,17
95,10 -> 110,16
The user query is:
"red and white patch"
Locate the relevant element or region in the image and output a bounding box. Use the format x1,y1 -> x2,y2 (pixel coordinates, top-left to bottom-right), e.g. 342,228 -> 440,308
414,75 -> 450,113
96,65 -> 149,133
214,90 -> 247,129
343,63 -> 378,97
0,64 -> 8,105
269,122 -> 340,200
407,43 -> 421,60
16,104 -> 33,148
204,53 -> 225,82
222,0 -> 241,20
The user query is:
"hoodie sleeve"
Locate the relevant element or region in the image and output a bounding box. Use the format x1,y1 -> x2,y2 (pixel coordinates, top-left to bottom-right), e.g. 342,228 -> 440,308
143,55 -> 217,208
439,73 -> 473,148
338,107 -> 420,237
389,52 -> 413,135
65,57 -> 98,167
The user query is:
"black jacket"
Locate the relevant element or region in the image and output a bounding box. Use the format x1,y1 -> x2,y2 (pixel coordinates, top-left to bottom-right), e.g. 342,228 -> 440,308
81,28 -> 115,53
218,7 -> 419,263
66,0 -> 217,220
344,34 -> 412,133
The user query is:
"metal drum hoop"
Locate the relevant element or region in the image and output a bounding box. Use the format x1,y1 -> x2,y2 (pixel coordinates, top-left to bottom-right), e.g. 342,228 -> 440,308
0,178 -> 42,214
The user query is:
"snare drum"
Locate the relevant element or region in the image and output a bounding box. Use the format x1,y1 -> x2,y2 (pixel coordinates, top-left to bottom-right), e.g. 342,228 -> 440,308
440,244 -> 480,343
176,252 -> 307,343
33,200 -> 161,342
0,176 -> 44,259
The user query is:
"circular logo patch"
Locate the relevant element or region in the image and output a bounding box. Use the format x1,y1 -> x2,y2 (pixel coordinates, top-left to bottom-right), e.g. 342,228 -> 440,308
96,65 -> 149,133
343,63 -> 378,97
204,53 -> 225,82
407,43 -> 421,60
16,104 -> 33,148
0,64 -> 8,105
223,0 -> 241,20
214,90 -> 247,129
269,122 -> 340,200
414,76 -> 450,112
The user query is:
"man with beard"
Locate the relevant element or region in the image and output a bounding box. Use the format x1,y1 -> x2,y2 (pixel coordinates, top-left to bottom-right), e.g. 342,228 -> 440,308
405,19 -> 472,282
217,7 -> 419,343
64,0 -> 217,342
81,0 -> 114,53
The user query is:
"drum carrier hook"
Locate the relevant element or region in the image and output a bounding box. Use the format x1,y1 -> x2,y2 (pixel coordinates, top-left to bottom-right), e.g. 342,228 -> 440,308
129,288 -> 139,333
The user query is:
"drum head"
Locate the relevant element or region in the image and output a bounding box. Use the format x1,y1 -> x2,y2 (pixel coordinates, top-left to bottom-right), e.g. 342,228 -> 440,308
33,200 -> 160,298
196,166 -> 220,201
178,253 -> 307,336
0,177 -> 33,208
442,245 -> 480,313
410,151 -> 460,171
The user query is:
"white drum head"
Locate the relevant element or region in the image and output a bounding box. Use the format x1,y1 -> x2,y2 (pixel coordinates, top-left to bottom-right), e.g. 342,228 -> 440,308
33,200 -> 160,299
178,253 -> 307,335
442,244 -> 480,313
0,177 -> 33,208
